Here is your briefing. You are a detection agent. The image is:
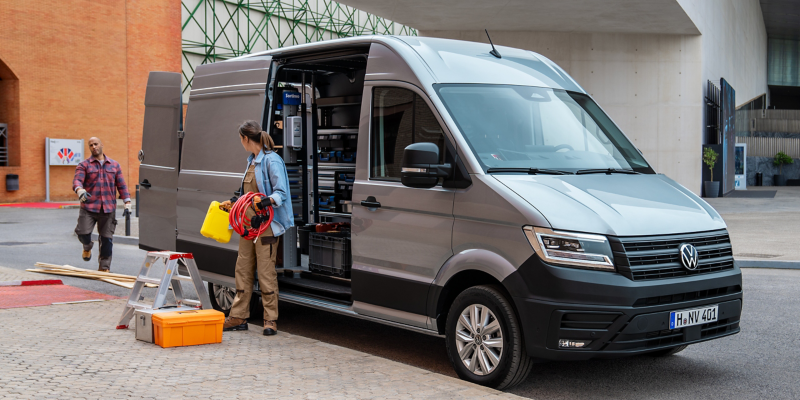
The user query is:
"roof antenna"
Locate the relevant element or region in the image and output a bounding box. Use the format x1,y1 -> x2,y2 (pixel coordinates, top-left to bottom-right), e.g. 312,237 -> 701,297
485,29 -> 501,59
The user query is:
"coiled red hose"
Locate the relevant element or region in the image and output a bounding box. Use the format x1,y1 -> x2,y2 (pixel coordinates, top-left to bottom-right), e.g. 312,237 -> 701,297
229,192 -> 274,241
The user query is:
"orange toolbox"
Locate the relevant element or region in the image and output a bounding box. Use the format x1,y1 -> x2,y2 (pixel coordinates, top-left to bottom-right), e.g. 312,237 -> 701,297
152,309 -> 225,348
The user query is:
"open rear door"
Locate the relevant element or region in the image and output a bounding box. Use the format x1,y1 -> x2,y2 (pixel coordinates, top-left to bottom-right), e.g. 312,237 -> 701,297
175,58 -> 274,277
138,72 -> 182,251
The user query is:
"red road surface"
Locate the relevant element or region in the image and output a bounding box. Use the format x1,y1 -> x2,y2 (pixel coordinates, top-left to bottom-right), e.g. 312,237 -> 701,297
0,285 -> 120,309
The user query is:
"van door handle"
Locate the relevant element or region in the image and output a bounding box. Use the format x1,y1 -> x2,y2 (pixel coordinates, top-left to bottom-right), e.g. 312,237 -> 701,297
140,180 -> 151,189
360,196 -> 381,208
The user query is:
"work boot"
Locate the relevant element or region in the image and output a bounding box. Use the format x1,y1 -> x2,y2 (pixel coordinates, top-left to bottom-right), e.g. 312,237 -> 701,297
98,266 -> 109,273
263,320 -> 277,336
82,250 -> 92,262
223,317 -> 248,331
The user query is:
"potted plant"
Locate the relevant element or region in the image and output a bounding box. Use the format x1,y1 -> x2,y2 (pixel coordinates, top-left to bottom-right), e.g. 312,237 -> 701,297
773,151 -> 793,186
703,147 -> 720,198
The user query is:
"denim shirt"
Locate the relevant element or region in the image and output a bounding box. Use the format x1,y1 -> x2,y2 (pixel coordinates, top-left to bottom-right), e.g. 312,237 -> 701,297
242,150 -> 294,237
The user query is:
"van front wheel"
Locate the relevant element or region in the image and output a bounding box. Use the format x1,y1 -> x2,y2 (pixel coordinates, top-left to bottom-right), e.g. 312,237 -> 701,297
445,285 -> 533,389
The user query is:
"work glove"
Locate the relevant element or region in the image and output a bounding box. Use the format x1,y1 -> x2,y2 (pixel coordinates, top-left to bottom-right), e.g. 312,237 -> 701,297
76,188 -> 91,202
124,203 -> 132,213
252,195 -> 273,211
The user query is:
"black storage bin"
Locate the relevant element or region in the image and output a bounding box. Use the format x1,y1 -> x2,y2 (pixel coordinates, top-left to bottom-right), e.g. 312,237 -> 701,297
755,172 -> 763,186
298,224 -> 317,255
5,174 -> 19,191
309,232 -> 351,278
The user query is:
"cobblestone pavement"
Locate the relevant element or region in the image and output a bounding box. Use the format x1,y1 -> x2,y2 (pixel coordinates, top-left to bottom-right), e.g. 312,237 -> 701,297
0,269 -> 521,399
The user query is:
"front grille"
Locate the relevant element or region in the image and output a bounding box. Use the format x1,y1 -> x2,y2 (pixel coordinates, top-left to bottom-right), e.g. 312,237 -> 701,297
610,230 -> 735,281
633,285 -> 742,307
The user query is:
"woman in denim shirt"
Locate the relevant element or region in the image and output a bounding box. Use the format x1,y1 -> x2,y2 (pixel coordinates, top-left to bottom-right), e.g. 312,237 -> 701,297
221,120 -> 293,336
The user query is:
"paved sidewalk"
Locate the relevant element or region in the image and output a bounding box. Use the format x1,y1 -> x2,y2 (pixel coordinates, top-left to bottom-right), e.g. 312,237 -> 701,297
0,266 -> 521,399
706,187 -> 800,266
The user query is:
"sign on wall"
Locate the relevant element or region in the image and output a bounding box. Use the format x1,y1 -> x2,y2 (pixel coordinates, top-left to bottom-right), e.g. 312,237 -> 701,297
48,138 -> 83,166
45,137 -> 84,202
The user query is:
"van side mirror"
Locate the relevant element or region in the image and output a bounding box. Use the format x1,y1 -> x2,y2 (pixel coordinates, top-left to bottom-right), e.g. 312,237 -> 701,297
401,143 -> 452,188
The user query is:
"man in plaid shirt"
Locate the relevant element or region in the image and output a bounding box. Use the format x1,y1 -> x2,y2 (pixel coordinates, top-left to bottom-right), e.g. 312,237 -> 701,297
73,137 -> 131,272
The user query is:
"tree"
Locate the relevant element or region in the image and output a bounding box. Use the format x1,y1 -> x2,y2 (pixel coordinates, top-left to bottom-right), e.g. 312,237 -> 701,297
703,147 -> 719,182
773,151 -> 793,175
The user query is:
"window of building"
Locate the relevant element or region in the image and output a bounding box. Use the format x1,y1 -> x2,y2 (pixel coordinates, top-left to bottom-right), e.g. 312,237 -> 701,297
370,87 -> 446,181
0,123 -> 7,167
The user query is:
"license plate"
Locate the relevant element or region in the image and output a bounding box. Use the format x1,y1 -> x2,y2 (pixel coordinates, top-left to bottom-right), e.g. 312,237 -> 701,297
669,305 -> 718,329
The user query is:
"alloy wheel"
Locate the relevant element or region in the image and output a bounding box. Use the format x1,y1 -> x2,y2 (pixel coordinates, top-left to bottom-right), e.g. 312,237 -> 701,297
212,284 -> 236,312
455,304 -> 504,376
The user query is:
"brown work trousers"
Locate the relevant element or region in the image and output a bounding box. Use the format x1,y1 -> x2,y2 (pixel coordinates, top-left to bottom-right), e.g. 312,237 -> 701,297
74,208 -> 117,270
229,227 -> 280,321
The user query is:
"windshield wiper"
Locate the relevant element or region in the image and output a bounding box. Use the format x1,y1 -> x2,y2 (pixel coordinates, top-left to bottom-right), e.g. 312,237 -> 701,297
575,168 -> 640,175
486,167 -> 573,175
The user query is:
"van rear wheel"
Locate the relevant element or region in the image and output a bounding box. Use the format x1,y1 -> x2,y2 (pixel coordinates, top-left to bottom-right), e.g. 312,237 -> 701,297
445,285 -> 533,390
208,283 -> 234,316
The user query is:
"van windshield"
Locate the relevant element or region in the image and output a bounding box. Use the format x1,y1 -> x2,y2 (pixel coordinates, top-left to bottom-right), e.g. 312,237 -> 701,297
434,84 -> 654,174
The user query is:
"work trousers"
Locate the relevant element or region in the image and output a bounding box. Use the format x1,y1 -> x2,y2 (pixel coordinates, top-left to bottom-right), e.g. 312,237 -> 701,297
74,208 -> 117,270
229,227 -> 279,321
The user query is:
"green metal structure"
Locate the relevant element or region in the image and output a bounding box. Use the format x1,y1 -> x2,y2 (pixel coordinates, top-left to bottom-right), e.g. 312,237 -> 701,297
181,0 -> 417,96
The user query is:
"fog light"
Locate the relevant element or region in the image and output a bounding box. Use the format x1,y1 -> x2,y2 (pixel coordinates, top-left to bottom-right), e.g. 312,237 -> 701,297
558,339 -> 592,348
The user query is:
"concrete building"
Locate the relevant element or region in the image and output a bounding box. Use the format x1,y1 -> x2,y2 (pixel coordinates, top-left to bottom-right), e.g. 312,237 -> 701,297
335,0 -> 787,194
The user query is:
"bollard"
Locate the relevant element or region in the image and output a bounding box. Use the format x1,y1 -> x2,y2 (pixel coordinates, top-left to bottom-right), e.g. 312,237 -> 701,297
124,209 -> 131,236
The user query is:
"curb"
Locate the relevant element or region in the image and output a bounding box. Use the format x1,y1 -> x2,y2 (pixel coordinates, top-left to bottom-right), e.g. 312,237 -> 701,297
91,233 -> 139,246
61,204 -> 131,210
737,260 -> 800,270
0,279 -> 63,287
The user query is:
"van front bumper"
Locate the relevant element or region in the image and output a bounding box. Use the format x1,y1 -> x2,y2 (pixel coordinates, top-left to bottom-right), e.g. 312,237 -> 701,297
502,254 -> 743,361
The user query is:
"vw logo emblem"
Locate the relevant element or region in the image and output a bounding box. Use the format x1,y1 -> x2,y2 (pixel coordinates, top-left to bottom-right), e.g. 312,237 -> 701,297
679,243 -> 699,270
138,149 -> 145,162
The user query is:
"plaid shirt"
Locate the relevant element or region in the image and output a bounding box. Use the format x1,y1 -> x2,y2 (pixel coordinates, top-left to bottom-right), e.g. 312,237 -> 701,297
73,156 -> 130,214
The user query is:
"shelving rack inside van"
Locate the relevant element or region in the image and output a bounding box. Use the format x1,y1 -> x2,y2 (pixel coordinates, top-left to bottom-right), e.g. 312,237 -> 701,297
315,96 -> 360,223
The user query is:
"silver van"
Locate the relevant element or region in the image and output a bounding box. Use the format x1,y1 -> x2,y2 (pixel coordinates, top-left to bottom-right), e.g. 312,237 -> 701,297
138,36 -> 742,389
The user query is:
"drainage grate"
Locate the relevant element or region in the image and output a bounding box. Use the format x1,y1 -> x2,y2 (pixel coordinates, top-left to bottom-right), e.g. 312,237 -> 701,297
0,242 -> 44,246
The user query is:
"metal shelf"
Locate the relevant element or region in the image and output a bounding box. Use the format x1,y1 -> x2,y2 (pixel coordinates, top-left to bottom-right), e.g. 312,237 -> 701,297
318,163 -> 356,170
318,128 -> 358,135
319,211 -> 352,218
316,95 -> 362,108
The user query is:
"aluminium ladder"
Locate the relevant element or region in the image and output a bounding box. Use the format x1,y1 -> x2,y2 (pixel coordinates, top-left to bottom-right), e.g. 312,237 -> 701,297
116,251 -> 212,329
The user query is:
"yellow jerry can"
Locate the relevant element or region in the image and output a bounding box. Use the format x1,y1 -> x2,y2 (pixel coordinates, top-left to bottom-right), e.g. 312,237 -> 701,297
200,201 -> 233,243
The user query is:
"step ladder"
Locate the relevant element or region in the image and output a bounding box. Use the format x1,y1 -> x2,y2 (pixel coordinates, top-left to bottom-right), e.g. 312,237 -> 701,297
116,251 -> 212,329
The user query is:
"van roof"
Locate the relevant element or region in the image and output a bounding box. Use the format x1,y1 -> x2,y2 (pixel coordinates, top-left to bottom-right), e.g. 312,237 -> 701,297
236,35 -> 585,93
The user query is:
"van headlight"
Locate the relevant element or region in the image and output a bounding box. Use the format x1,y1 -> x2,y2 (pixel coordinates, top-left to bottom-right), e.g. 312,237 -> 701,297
523,226 -> 615,271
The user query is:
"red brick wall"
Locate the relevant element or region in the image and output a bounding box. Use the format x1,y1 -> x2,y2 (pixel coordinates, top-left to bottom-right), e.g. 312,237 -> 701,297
126,0 -> 182,189
0,0 -> 180,202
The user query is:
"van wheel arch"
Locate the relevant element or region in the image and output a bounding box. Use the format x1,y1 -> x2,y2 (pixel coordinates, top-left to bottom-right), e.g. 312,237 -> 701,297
434,270 -> 517,335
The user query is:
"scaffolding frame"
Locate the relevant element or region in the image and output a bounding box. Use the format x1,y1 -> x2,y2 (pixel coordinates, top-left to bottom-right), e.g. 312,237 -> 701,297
181,0 -> 417,96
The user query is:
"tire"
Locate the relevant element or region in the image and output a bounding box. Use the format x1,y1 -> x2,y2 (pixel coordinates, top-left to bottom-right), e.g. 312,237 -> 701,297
445,285 -> 534,390
648,345 -> 688,357
208,282 -> 235,316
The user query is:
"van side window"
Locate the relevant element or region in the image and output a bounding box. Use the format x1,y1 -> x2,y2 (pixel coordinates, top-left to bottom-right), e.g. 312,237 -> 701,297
371,87 -> 446,181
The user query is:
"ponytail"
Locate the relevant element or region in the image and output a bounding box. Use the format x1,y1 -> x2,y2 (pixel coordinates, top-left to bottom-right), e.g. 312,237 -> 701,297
238,120 -> 275,152
260,130 -> 276,151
